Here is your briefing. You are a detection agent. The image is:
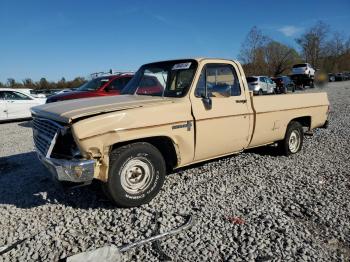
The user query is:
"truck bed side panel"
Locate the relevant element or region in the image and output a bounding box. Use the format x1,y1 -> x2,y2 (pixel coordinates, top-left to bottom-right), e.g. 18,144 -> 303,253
248,93 -> 329,148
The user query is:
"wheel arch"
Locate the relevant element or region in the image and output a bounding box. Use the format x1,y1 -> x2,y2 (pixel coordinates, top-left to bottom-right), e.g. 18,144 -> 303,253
110,136 -> 179,172
289,116 -> 312,129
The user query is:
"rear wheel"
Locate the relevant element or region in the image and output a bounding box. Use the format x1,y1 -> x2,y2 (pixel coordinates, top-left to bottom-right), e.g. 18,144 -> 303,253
278,121 -> 303,156
258,89 -> 263,96
103,142 -> 166,207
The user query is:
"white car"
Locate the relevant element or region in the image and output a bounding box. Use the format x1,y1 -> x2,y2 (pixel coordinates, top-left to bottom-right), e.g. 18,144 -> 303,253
246,76 -> 275,95
292,63 -> 315,78
0,88 -> 46,121
16,88 -> 47,98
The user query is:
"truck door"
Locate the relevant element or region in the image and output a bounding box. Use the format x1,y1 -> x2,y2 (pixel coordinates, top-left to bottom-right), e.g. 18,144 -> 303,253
191,63 -> 251,161
0,91 -> 7,120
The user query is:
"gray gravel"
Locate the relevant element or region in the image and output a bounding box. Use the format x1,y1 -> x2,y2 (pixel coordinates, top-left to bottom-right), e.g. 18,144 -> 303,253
0,82 -> 349,261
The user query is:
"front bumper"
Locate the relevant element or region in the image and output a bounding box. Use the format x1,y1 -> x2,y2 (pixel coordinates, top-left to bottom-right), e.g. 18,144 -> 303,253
37,153 -> 96,183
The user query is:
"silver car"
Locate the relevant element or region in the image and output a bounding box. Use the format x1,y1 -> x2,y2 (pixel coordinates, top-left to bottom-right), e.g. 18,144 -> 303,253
246,76 -> 275,95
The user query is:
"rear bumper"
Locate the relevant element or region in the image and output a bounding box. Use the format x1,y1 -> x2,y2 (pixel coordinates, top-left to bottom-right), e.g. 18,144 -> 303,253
37,152 -> 95,183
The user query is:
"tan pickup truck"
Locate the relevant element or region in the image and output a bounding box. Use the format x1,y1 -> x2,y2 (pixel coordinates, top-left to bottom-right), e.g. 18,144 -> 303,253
31,58 -> 329,207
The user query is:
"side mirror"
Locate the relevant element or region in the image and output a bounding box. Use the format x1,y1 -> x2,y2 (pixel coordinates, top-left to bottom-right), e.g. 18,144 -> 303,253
104,86 -> 111,92
201,94 -> 212,110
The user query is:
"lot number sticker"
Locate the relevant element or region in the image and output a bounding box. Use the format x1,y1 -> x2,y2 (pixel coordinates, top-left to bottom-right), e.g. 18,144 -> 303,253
172,62 -> 192,70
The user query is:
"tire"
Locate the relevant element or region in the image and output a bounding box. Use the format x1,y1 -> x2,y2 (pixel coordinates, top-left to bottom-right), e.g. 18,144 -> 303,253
278,121 -> 304,156
283,85 -> 287,94
103,142 -> 166,207
258,89 -> 263,96
292,85 -> 296,92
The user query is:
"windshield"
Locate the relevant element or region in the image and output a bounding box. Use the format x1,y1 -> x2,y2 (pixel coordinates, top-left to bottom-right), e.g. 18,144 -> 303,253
77,77 -> 110,91
246,77 -> 258,82
122,60 -> 198,97
293,64 -> 307,68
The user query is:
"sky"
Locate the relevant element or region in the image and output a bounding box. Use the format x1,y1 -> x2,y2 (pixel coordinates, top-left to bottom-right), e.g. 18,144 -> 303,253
0,0 -> 349,82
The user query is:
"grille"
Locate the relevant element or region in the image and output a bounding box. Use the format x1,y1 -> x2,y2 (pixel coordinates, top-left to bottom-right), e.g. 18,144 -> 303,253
32,117 -> 62,157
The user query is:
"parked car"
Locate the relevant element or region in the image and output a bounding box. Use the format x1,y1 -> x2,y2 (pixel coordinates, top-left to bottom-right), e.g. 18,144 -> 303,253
46,73 -> 134,103
328,73 -> 336,82
292,63 -> 315,79
272,76 -> 296,93
334,73 -> 347,81
15,88 -> 47,98
54,89 -> 76,95
0,88 -> 46,121
246,76 -> 275,95
342,72 -> 350,80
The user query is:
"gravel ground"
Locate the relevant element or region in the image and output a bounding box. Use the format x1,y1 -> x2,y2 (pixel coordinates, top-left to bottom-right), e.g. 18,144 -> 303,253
0,82 -> 349,261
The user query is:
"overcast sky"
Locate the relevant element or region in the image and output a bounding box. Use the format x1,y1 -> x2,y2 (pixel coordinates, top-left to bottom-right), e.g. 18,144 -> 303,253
0,0 -> 349,82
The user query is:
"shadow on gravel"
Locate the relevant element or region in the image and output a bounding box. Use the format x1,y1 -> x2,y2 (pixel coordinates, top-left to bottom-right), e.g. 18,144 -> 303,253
0,152 -> 114,210
245,144 -> 281,157
18,120 -> 32,128
0,118 -> 31,125
170,145 -> 281,176
0,144 -> 281,209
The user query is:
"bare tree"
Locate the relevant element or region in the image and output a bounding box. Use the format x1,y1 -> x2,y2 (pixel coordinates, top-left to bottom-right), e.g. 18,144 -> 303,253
239,27 -> 300,76
295,21 -> 329,68
264,41 -> 301,76
22,78 -> 35,89
7,78 -> 17,88
238,26 -> 271,75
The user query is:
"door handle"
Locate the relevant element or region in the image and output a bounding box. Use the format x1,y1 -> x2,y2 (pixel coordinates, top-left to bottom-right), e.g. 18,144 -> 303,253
236,99 -> 247,103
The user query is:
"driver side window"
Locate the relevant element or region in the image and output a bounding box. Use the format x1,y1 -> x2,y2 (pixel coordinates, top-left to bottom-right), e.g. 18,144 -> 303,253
4,91 -> 32,100
195,64 -> 241,97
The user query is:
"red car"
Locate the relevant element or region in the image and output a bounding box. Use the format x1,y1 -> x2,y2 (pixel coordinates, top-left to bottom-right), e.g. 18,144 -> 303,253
46,74 -> 133,103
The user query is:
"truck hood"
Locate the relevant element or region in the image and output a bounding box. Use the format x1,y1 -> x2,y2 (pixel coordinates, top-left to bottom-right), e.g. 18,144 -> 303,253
31,95 -> 172,123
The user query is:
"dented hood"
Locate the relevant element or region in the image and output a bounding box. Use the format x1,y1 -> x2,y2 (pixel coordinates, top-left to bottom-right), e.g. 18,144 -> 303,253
31,95 -> 172,123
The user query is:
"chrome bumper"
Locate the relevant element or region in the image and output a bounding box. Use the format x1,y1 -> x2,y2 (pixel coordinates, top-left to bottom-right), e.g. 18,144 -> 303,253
37,153 -> 95,183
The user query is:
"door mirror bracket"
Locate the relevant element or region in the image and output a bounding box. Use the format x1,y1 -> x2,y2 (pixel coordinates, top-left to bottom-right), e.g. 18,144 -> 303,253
201,94 -> 212,110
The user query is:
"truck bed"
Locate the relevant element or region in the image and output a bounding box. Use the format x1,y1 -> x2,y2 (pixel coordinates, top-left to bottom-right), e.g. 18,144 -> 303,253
248,92 -> 329,148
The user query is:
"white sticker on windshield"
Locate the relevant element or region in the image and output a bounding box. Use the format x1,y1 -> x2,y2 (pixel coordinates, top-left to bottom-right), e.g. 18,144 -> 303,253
172,62 -> 192,70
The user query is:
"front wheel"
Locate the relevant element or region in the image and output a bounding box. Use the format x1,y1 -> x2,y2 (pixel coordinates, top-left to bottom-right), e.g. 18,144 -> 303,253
103,142 -> 166,207
278,121 -> 303,156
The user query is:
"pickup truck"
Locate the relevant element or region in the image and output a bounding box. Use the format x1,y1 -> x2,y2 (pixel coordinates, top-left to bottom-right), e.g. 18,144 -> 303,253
31,58 -> 329,207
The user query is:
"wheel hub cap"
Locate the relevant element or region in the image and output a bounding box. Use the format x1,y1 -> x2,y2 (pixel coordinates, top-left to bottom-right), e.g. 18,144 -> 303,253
289,130 -> 300,153
120,157 -> 154,194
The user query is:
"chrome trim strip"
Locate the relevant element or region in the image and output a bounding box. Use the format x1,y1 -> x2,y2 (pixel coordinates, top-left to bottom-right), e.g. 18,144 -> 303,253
46,132 -> 58,158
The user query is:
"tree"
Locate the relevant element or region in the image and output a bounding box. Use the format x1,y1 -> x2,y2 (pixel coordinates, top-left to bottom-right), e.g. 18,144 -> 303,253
295,21 -> 329,68
264,41 -> 301,76
321,32 -> 349,72
39,77 -> 49,89
7,78 -> 17,88
70,77 -> 86,88
238,26 -> 271,76
239,27 -> 301,76
22,78 -> 35,89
